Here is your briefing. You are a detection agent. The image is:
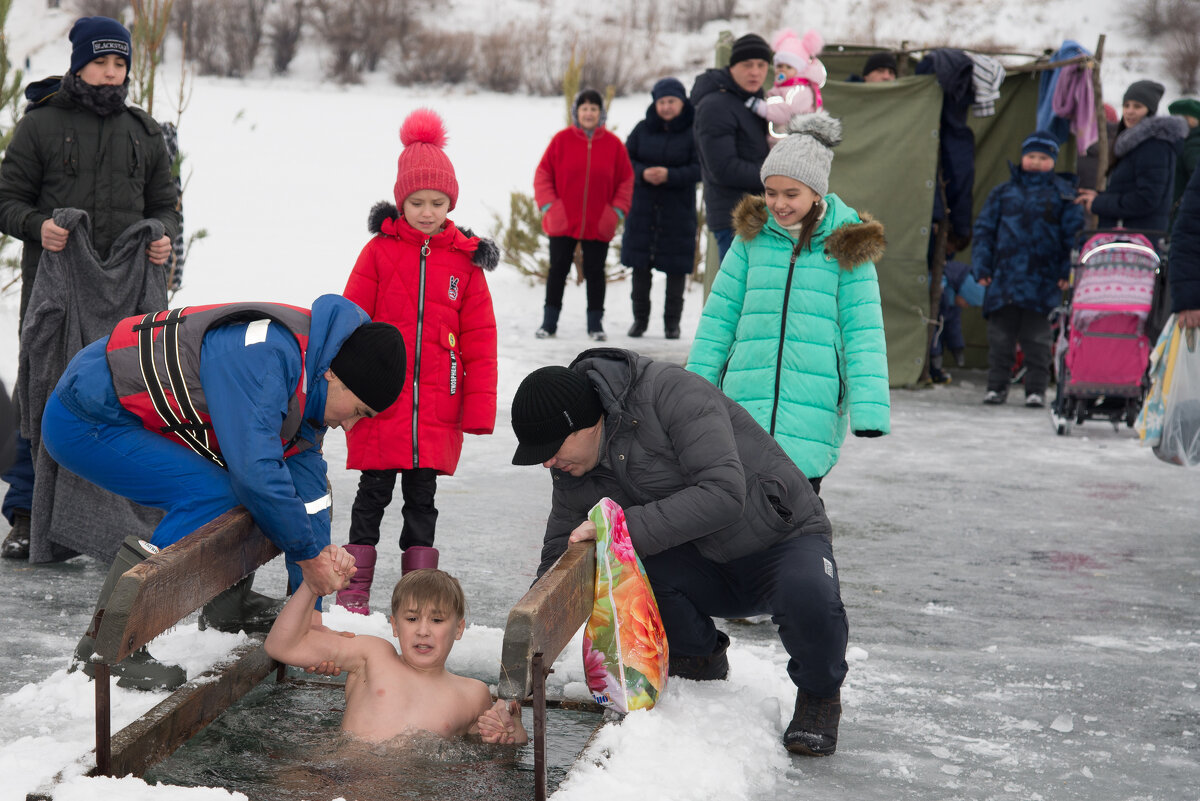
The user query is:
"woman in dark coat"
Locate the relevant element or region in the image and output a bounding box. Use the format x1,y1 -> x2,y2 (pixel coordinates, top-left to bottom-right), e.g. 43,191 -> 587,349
1171,164 -> 1200,328
621,78 -> 701,339
1077,80 -> 1188,235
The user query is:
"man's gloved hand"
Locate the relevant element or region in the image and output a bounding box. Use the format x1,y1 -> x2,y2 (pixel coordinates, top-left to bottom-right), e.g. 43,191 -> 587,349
853,430 -> 884,438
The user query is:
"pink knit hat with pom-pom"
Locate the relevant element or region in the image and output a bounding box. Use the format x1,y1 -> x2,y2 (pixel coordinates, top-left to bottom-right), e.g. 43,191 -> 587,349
394,108 -> 459,210
771,28 -> 823,71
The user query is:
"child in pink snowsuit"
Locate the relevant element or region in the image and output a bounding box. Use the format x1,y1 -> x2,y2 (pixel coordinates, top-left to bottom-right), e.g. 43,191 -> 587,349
752,28 -> 827,146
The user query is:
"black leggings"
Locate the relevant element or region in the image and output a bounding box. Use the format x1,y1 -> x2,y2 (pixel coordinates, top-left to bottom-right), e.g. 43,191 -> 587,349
545,236 -> 609,312
348,468 -> 439,550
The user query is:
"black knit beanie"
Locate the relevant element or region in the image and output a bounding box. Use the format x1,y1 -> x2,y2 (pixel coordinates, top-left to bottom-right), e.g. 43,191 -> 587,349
862,51 -> 898,77
330,322 -> 406,413
511,366 -> 604,465
69,16 -> 132,76
1123,80 -> 1165,116
729,33 -> 772,67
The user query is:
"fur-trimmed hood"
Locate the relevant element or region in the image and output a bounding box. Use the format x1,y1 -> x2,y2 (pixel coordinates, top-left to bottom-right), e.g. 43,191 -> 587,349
367,201 -> 498,271
731,194 -> 885,270
1113,115 -> 1189,158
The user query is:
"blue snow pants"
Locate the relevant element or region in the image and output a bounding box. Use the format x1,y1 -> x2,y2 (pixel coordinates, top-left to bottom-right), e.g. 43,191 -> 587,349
41,392 -> 305,594
641,534 -> 849,698
1,434 -> 34,523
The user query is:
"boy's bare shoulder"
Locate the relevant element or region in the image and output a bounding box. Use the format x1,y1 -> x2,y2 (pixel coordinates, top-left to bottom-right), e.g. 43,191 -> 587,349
348,632 -> 402,660
451,672 -> 493,707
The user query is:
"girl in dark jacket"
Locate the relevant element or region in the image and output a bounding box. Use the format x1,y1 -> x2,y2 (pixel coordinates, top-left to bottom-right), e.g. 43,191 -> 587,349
621,78 -> 701,339
1076,80 -> 1188,235
533,89 -> 634,340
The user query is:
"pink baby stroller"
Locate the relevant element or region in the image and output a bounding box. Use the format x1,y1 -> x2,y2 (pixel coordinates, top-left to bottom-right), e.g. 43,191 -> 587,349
1051,231 -> 1161,435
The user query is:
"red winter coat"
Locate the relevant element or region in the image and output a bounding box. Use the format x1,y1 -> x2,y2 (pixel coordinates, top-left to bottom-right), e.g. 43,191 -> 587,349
534,125 -> 634,243
343,203 -> 498,475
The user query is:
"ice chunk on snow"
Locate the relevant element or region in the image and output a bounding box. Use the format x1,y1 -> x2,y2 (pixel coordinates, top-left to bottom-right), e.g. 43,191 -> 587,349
1050,713 -> 1074,733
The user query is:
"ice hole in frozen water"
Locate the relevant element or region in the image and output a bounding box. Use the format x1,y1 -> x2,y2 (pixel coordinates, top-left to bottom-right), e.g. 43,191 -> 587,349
144,678 -> 602,800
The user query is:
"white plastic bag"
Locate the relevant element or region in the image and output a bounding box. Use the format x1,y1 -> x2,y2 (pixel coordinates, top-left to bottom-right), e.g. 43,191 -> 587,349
1155,325 -> 1200,467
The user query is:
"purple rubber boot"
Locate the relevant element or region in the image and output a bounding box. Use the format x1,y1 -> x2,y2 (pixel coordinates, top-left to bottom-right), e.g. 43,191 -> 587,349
401,546 -> 439,574
337,544 -> 377,615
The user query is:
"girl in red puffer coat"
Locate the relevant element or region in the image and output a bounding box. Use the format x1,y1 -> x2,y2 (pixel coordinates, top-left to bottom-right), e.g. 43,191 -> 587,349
337,109 -> 498,615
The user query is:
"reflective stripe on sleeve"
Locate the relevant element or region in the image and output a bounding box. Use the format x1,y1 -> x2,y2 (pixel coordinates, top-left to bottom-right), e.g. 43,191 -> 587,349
304,494 -> 332,515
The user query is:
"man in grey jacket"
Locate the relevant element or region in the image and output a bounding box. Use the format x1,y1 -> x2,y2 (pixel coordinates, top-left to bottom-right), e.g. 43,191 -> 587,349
512,348 -> 849,756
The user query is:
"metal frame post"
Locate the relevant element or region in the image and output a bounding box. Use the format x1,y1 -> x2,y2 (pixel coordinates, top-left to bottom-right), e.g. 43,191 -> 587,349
95,663 -> 111,776
532,652 -> 553,801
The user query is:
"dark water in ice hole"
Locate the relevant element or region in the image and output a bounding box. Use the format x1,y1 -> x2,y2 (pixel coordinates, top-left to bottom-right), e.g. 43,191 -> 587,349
144,677 -> 603,800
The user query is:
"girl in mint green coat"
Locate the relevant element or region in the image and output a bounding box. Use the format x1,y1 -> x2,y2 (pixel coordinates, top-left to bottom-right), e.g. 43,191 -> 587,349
687,112 -> 890,490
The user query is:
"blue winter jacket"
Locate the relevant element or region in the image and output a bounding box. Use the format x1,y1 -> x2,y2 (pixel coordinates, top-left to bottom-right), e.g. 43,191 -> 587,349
53,294 -> 370,590
1092,115 -> 1189,234
972,164 -> 1085,317
620,99 -> 702,275
1171,164 -> 1200,313
687,194 -> 890,479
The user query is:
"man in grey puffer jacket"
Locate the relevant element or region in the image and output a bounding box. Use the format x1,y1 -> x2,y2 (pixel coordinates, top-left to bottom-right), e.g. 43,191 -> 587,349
512,348 -> 849,756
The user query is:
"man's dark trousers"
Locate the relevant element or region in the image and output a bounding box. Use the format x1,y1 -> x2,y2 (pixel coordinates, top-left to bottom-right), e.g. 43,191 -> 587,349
642,534 -> 848,697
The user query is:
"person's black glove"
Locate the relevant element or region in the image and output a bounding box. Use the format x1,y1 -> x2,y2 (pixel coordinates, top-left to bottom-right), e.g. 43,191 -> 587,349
853,430 -> 884,438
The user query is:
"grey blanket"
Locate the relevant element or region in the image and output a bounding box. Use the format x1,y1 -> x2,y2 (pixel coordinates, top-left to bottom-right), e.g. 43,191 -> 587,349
19,208 -> 168,564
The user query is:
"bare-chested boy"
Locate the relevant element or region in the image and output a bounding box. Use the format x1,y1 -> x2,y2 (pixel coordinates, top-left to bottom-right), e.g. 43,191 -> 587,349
266,545 -> 527,745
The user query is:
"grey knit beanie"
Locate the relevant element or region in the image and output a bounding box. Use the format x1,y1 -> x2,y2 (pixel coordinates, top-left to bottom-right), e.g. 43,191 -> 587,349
1123,80 -> 1165,116
760,110 -> 842,197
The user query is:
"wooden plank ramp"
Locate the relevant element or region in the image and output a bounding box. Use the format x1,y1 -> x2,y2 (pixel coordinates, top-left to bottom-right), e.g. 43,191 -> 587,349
25,507 -> 283,801
497,541 -> 597,801
93,507 -> 280,665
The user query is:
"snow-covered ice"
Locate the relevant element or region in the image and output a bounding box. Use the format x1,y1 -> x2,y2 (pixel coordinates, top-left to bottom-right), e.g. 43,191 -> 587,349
2,1 -> 1198,799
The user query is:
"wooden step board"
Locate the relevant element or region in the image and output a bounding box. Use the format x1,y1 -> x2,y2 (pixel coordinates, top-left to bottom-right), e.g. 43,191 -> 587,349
93,640 -> 276,779
90,507 -> 282,777
93,508 -> 280,663
497,541 -> 596,801
498,540 -> 594,700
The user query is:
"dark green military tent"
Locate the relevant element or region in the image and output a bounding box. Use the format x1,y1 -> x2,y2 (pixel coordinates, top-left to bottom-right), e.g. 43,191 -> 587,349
702,43 -> 1089,387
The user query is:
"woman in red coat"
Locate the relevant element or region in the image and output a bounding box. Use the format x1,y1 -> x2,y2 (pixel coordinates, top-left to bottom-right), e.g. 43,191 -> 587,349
534,89 -> 634,340
338,109 -> 498,614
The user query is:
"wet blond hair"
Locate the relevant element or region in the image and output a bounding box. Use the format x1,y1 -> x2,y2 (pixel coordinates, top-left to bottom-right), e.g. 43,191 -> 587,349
390,569 -> 467,621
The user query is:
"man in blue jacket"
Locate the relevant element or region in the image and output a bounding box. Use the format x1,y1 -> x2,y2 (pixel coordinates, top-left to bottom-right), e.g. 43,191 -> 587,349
42,294 -> 405,690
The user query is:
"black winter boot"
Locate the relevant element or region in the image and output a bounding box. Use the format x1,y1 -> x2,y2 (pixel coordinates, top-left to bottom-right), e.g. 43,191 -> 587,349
663,274 -> 685,339
586,309 -> 607,341
536,305 -> 561,338
198,572 -> 285,634
783,689 -> 842,756
71,535 -> 187,691
667,629 -> 729,681
1,509 -> 30,559
630,267 -> 652,336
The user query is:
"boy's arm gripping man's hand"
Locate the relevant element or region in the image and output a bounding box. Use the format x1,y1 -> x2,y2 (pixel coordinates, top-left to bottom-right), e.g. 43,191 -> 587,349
476,699 -> 529,745
265,546 -> 360,670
